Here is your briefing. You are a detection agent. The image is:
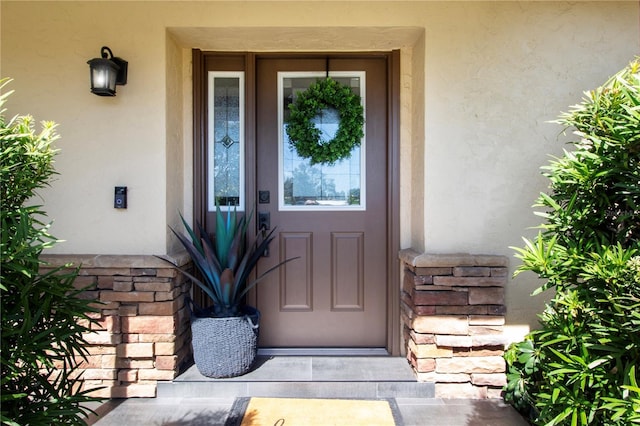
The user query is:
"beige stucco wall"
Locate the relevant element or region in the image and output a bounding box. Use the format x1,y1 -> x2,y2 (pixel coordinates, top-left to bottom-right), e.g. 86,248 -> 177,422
1,1 -> 638,334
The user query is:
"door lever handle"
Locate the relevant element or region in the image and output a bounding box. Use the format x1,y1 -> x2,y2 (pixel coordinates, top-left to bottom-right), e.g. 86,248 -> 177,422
258,211 -> 270,231
258,211 -> 271,257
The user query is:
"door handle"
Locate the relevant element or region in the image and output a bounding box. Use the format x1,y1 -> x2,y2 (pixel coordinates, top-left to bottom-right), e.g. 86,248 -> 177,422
258,211 -> 270,231
258,211 -> 271,257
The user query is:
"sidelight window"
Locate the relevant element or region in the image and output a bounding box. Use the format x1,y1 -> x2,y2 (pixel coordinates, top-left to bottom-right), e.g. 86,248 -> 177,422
208,72 -> 245,211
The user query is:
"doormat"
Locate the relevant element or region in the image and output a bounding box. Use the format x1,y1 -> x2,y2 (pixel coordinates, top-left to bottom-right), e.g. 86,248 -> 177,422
225,397 -> 403,426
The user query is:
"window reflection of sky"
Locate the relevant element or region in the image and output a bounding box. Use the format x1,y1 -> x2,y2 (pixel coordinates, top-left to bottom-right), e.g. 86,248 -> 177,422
310,108 -> 339,141
283,126 -> 361,205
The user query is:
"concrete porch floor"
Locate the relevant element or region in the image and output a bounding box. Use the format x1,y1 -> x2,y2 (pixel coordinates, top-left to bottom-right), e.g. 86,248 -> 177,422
88,356 -> 528,425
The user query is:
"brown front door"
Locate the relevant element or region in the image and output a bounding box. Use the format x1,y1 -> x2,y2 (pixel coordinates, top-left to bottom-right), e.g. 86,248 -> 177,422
255,56 -> 389,348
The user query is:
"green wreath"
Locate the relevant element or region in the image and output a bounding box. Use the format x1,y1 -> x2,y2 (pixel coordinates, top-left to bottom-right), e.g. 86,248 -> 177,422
286,77 -> 364,166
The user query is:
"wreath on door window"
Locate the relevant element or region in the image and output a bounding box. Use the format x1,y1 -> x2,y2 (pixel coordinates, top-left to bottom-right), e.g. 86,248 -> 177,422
286,77 -> 364,166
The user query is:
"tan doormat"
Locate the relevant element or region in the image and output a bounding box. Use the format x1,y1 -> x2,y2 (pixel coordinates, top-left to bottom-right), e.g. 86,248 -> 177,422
225,397 -> 402,426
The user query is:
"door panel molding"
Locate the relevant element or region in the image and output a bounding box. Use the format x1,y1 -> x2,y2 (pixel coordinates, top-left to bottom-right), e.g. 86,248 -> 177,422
280,232 -> 313,312
331,232 -> 364,311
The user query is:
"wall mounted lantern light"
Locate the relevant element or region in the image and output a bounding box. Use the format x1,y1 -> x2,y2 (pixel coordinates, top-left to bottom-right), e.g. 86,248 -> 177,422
87,46 -> 128,96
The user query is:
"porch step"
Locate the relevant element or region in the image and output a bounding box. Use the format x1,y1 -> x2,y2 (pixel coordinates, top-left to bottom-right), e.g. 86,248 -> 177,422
157,356 -> 434,399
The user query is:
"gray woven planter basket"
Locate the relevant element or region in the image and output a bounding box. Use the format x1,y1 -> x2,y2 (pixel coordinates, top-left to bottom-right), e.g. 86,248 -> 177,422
190,307 -> 260,378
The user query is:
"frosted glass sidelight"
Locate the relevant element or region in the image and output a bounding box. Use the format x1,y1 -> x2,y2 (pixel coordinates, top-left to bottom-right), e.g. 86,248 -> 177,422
208,72 -> 245,211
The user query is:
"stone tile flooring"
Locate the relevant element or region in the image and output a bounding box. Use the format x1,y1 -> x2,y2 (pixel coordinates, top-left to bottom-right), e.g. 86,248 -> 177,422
88,356 -> 528,425
159,356 -> 432,399
89,397 -> 528,425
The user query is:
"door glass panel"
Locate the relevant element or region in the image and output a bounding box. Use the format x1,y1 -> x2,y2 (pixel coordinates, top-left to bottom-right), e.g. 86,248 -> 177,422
278,72 -> 366,211
208,72 -> 245,211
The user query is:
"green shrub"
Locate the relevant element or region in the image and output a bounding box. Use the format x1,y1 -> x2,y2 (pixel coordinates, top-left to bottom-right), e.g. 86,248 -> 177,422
0,80 -> 101,425
505,60 -> 640,425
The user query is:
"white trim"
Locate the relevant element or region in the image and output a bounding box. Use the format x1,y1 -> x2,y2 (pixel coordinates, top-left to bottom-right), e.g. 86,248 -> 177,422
207,71 -> 245,212
277,71 -> 367,212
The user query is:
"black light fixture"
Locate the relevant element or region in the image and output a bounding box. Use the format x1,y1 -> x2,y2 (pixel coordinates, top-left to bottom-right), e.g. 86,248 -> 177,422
87,46 -> 128,96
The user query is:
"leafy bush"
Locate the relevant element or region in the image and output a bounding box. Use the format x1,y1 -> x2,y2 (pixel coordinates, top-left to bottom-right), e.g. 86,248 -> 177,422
0,80 -> 100,425
505,60 -> 640,425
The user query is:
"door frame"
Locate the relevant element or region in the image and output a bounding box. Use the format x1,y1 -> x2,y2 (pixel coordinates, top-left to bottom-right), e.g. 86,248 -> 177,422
192,50 -> 401,355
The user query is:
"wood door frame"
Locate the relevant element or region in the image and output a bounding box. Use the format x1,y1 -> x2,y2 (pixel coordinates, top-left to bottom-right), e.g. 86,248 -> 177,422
192,50 -> 401,355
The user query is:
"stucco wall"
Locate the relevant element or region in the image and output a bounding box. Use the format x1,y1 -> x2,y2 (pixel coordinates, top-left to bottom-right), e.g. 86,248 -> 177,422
1,1 -> 638,334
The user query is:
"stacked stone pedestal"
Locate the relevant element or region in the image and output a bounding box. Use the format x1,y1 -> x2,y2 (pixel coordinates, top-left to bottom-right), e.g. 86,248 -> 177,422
41,254 -> 192,398
399,249 -> 508,399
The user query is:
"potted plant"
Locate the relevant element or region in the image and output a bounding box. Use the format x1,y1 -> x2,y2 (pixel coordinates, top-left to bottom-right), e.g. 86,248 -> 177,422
167,206 -> 295,378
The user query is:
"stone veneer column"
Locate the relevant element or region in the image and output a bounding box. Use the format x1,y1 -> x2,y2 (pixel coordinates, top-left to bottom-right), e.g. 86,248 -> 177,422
40,254 -> 191,398
399,249 -> 509,399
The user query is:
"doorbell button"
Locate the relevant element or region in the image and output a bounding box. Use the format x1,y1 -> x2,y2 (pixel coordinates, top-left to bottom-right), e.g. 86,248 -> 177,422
114,186 -> 127,209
